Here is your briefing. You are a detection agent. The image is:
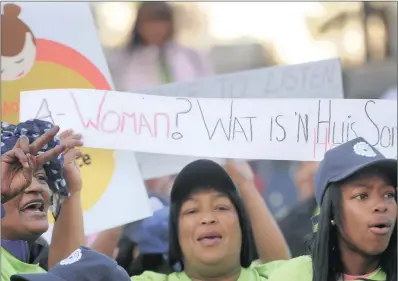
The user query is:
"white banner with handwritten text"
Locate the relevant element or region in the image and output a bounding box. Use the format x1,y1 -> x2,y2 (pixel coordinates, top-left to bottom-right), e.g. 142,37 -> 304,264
20,89 -> 396,161
136,58 -> 344,178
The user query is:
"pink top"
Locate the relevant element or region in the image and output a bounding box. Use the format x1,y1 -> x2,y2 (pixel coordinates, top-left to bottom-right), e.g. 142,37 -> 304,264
106,41 -> 214,92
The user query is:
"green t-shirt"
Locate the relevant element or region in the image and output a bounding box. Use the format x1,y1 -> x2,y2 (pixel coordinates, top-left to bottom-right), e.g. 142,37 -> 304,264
1,247 -> 46,281
130,257 -> 386,281
131,261 -> 286,281
130,261 -> 284,281
265,256 -> 386,281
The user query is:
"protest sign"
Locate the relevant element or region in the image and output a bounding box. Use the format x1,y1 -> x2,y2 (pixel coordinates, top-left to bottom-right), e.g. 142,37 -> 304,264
1,2 -> 151,239
142,58 -> 343,99
135,58 -> 344,178
20,89 -> 397,161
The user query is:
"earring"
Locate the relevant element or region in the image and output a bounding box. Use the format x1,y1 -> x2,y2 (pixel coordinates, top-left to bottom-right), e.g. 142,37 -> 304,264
331,220 -> 336,226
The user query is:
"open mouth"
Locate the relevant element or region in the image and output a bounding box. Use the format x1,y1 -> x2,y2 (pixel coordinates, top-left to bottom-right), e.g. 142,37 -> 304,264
21,199 -> 45,213
198,231 -> 223,246
369,222 -> 392,235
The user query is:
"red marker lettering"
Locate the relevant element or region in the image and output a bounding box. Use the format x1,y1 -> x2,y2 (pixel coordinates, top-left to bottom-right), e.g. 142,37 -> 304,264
71,91 -> 108,130
139,113 -> 154,136
153,113 -> 170,138
313,128 -> 329,159
70,92 -> 171,138
120,112 -> 137,134
101,110 -> 121,133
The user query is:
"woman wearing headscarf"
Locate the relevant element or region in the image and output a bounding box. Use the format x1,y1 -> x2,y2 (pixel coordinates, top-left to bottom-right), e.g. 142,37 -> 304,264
1,119 -> 85,280
264,137 -> 397,281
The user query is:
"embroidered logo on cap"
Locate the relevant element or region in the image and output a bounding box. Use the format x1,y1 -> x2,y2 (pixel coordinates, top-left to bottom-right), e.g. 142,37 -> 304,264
60,248 -> 82,265
353,141 -> 377,157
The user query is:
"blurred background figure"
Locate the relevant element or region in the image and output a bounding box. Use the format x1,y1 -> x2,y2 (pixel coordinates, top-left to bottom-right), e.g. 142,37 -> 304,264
104,1 -> 213,207
277,162 -> 319,258
107,1 -> 214,92
114,206 -> 170,276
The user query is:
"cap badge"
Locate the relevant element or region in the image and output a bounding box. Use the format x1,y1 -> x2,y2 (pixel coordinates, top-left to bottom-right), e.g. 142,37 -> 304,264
353,141 -> 377,157
60,248 -> 82,265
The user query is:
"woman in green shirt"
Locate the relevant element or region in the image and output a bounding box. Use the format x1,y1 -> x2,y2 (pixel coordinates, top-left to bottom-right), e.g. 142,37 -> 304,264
1,119 -> 85,280
131,159 -> 283,281
265,137 -> 397,281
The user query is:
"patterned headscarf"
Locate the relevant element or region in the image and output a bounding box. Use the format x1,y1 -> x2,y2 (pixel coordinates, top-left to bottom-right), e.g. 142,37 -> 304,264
1,119 -> 68,219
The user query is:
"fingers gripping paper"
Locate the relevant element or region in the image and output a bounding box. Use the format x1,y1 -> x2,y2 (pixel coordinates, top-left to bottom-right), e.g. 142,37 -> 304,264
20,89 -> 397,161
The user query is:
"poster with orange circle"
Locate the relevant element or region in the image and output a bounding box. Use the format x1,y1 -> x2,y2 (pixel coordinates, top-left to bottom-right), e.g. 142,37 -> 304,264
1,2 -> 152,240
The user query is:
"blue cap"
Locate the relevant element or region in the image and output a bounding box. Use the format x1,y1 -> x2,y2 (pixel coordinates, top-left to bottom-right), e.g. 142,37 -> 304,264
121,195 -> 167,243
11,247 -> 131,281
314,137 -> 397,205
136,207 -> 169,255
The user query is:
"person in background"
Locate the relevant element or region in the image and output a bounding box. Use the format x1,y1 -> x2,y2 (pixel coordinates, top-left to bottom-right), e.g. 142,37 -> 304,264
277,161 -> 319,257
1,120 -> 85,280
109,1 -> 214,92
264,137 -> 397,281
115,194 -> 168,270
128,207 -> 171,275
90,193 -> 167,260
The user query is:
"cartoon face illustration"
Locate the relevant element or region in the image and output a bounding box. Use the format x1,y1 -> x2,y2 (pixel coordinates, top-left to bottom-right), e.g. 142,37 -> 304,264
1,3 -> 37,81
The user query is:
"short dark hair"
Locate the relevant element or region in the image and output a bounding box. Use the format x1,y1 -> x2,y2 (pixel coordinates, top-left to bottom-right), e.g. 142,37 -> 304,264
127,1 -> 174,51
167,185 -> 254,270
310,183 -> 397,281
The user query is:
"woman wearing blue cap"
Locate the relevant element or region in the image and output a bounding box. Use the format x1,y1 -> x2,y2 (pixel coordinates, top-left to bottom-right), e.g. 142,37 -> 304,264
1,119 -> 85,281
263,137 -> 397,281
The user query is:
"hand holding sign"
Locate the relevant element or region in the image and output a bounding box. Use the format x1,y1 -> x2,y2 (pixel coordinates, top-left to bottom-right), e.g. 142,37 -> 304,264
224,160 -> 255,187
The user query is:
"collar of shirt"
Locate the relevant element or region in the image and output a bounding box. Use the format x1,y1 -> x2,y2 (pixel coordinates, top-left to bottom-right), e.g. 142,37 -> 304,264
1,239 -> 30,262
1,204 -> 30,262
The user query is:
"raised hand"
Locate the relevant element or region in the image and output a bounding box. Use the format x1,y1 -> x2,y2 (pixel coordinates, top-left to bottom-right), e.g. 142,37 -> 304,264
1,126 -> 65,203
224,160 -> 255,187
59,130 -> 84,193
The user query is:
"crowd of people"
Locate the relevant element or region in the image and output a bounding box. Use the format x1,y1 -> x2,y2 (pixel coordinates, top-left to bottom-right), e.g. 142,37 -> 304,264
1,118 -> 396,281
1,2 -> 397,281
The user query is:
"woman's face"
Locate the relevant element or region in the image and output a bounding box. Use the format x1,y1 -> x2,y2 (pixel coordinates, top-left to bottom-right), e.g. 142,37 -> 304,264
137,17 -> 172,46
178,189 -> 241,270
1,168 -> 51,241
339,172 -> 397,255
1,31 -> 36,81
